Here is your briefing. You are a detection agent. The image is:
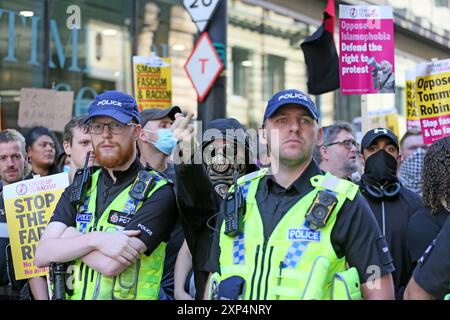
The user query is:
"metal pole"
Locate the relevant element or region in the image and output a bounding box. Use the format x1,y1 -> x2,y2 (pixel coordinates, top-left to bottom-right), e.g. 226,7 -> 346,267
131,0 -> 139,57
361,94 -> 368,134
43,0 -> 53,88
197,0 -> 227,130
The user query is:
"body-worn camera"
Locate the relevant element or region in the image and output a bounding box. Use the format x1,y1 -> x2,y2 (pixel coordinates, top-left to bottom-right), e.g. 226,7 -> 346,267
305,190 -> 337,230
129,170 -> 155,201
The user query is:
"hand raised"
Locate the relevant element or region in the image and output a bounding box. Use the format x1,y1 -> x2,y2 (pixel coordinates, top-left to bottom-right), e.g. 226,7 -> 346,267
172,112 -> 195,144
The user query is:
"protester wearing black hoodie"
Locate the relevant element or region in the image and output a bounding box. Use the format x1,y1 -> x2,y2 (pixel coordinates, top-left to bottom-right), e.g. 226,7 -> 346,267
359,128 -> 428,300
406,136 -> 450,267
174,118 -> 256,299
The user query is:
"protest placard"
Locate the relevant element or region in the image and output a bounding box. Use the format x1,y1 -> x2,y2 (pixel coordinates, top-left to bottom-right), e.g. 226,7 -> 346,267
3,173 -> 69,280
133,56 -> 172,111
415,59 -> 450,144
339,5 -> 395,95
368,109 -> 399,138
406,70 -> 421,130
18,88 -> 74,132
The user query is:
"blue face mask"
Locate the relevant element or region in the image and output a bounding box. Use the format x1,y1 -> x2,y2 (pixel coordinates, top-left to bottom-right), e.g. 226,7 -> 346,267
152,129 -> 178,156
63,165 -> 71,173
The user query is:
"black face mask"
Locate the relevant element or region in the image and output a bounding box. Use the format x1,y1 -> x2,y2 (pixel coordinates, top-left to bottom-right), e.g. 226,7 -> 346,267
363,149 -> 398,185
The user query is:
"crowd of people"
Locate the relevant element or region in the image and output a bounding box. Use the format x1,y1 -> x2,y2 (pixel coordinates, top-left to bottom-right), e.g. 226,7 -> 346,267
0,88 -> 449,300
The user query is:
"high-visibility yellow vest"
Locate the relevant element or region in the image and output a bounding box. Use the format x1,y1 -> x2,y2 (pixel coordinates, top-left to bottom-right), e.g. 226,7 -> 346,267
216,169 -> 361,300
69,169 -> 167,300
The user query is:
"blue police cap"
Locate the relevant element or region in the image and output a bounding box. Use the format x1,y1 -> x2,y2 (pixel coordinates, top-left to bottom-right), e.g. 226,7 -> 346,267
85,90 -> 140,124
264,89 -> 319,122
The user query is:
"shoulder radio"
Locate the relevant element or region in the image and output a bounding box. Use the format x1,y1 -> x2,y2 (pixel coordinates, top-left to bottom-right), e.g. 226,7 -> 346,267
70,152 -> 92,206
224,169 -> 245,237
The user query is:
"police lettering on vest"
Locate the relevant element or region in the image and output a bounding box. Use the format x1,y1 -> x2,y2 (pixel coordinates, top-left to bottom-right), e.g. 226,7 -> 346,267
288,228 -> 321,242
97,100 -> 122,107
75,212 -> 92,224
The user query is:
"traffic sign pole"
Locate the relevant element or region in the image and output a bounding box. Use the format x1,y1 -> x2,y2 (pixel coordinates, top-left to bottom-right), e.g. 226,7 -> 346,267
197,0 -> 227,129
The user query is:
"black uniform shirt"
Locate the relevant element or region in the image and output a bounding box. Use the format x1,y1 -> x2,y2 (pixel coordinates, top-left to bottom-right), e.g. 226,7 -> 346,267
413,214 -> 450,299
407,207 -> 449,263
207,161 -> 395,283
50,157 -> 177,255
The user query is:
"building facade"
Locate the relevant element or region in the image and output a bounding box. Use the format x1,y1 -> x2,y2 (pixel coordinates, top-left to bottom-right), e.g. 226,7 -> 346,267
1,0 -> 450,136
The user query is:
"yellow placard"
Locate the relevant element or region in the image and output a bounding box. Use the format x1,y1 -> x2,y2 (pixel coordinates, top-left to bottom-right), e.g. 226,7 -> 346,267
415,71 -> 450,119
368,111 -> 399,138
133,56 -> 172,111
3,173 -> 69,280
386,113 -> 400,138
415,59 -> 450,144
405,77 -> 420,129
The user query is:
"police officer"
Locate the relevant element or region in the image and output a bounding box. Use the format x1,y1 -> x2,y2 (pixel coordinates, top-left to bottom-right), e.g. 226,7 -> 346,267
205,89 -> 395,300
35,91 -> 177,300
359,128 -> 428,299
0,129 -> 28,299
404,216 -> 450,300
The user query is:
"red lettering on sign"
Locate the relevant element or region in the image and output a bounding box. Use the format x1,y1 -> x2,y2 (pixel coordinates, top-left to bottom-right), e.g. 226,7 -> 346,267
199,58 -> 209,74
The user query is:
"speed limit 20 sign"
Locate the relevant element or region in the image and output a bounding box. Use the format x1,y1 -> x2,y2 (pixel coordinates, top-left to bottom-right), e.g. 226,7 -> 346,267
183,0 -> 220,33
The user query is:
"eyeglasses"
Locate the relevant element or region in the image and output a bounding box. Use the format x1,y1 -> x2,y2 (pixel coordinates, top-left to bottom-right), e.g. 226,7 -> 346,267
325,139 -> 358,150
88,122 -> 137,134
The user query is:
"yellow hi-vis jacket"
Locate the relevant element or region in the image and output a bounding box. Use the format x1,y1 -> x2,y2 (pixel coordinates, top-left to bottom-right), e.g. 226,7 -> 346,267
215,169 -> 361,300
69,169 -> 167,300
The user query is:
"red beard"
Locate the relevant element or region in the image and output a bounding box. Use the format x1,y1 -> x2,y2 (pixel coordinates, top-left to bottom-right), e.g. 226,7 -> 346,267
94,141 -> 134,168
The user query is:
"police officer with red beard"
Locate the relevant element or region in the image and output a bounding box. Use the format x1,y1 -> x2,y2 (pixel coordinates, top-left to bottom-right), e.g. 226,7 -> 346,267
35,91 -> 177,300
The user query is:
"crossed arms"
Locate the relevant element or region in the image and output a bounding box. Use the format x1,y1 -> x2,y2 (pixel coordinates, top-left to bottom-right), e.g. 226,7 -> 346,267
35,221 -> 146,277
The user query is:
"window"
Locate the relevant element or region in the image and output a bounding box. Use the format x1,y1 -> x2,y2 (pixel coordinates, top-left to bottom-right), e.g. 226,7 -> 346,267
232,47 -> 251,98
0,0 -> 46,129
49,0 -> 135,116
265,54 -> 285,100
435,0 -> 449,8
395,86 -> 405,115
334,91 -> 361,122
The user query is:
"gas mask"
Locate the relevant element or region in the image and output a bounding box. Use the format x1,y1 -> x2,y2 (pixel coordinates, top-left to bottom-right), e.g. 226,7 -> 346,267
203,140 -> 247,199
